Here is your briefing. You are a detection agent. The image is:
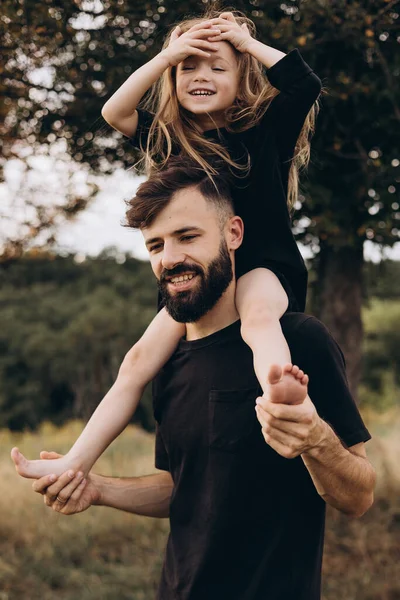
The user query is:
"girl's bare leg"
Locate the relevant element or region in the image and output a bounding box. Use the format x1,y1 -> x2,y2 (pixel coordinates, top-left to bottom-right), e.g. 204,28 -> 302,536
236,269 -> 308,405
11,308 -> 185,479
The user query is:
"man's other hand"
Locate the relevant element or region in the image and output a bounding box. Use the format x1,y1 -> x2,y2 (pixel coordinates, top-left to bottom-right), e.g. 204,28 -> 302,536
32,451 -> 101,515
255,395 -> 327,459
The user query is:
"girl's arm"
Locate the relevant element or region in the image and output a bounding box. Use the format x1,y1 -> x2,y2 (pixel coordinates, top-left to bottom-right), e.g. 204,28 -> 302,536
101,53 -> 170,137
11,309 -> 185,480
101,22 -> 221,137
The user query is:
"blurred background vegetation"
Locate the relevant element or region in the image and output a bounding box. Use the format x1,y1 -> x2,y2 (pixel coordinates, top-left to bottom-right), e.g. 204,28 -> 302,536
1,0 -> 399,598
0,252 -> 399,432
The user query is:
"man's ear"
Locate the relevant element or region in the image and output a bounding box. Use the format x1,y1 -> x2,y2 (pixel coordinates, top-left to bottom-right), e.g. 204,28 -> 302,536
227,216 -> 244,250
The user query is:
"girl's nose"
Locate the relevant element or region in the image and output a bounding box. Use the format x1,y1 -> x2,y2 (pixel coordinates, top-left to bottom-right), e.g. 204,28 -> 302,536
194,66 -> 210,81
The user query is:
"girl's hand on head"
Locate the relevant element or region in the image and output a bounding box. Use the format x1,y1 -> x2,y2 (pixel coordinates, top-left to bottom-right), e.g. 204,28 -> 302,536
161,22 -> 221,67
206,13 -> 254,54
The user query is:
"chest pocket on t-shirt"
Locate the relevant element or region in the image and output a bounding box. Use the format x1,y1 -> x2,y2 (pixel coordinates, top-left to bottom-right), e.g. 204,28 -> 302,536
209,388 -> 260,452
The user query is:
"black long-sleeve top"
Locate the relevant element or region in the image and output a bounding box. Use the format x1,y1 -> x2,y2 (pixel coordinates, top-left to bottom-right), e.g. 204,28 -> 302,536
131,49 -> 322,311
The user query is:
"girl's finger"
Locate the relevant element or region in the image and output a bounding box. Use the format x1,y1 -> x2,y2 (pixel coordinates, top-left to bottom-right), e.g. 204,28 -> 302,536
170,26 -> 181,43
185,21 -> 215,33
216,32 -> 233,41
181,48 -> 211,58
185,40 -> 219,52
205,25 -> 235,37
220,12 -> 237,22
208,16 -> 235,27
188,28 -> 222,39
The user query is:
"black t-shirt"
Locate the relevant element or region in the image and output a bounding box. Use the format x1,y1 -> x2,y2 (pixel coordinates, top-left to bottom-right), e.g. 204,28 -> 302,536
152,313 -> 371,600
131,50 -> 322,311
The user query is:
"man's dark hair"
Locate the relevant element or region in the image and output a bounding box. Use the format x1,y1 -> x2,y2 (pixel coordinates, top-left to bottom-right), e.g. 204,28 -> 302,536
125,157 -> 235,230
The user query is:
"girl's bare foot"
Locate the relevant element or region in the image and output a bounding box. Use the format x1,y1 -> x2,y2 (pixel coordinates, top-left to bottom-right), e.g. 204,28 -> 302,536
10,447 -> 81,480
267,363 -> 308,405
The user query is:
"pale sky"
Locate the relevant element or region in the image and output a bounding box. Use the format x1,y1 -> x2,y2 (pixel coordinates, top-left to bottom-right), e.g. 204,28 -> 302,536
2,160 -> 399,264
57,170 -> 149,260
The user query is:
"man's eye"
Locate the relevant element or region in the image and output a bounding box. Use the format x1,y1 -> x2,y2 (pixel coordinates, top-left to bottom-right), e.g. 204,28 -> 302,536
181,235 -> 197,242
150,244 -> 163,253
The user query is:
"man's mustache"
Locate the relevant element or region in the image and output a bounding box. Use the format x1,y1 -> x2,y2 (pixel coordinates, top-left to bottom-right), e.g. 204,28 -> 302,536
159,263 -> 204,284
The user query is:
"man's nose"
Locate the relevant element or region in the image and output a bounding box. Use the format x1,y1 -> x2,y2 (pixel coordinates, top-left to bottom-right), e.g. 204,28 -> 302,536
161,244 -> 186,271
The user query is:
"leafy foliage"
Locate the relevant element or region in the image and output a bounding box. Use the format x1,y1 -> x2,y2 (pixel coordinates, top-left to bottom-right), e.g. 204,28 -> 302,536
0,253 -> 398,431
1,0 -> 399,252
0,251 -> 157,430
360,296 -> 400,410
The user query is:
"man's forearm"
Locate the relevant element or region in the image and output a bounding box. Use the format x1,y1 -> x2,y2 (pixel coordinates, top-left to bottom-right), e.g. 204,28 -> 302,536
302,422 -> 376,518
93,471 -> 173,518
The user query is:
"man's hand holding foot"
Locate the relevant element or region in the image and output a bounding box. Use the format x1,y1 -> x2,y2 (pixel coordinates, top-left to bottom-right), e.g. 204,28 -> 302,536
255,392 -> 325,459
32,452 -> 101,515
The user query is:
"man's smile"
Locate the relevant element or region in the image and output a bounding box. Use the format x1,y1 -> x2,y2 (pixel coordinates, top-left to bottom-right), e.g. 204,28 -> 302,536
167,273 -> 198,292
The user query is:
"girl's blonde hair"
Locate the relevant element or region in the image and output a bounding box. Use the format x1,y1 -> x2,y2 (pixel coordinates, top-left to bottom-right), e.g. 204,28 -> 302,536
141,7 -> 319,210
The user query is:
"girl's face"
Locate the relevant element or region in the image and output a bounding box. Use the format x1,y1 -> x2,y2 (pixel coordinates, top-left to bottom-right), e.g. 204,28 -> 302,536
175,41 -> 239,131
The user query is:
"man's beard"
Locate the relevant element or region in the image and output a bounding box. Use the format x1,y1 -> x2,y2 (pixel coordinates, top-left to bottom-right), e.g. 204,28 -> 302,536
158,240 -> 233,323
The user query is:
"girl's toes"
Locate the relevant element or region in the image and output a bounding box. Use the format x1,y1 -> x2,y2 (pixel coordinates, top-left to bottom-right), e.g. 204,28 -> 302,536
291,365 -> 299,376
297,369 -> 304,379
302,374 -> 309,385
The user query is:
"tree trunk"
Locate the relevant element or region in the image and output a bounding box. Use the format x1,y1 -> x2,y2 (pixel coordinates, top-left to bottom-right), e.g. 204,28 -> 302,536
314,243 -> 364,402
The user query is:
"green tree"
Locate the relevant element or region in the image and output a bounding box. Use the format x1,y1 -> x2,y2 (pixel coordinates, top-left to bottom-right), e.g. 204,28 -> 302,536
360,298 -> 400,411
0,252 -> 157,430
2,0 -> 399,396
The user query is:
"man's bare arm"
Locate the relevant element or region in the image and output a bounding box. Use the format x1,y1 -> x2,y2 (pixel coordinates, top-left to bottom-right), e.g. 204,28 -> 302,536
94,471 -> 173,518
32,453 -> 174,519
256,396 -> 376,518
301,428 -> 376,518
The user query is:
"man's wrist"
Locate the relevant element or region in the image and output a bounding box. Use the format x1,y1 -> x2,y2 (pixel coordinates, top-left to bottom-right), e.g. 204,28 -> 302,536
302,418 -> 333,459
90,473 -> 106,506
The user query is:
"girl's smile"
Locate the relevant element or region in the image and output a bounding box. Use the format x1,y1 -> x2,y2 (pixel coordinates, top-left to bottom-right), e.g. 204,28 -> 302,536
176,41 -> 239,129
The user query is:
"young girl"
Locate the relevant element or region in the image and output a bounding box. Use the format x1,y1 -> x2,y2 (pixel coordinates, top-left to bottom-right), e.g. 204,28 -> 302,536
11,9 -> 321,483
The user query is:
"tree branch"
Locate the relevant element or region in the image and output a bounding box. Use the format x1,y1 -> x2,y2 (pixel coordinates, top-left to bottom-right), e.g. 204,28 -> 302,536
373,45 -> 400,121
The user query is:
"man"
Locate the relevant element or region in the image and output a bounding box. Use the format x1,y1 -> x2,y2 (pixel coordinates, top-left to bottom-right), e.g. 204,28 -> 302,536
33,158 -> 375,600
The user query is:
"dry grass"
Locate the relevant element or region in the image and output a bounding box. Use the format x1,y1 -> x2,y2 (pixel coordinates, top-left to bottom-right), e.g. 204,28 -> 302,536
0,423 -> 168,600
1,413 -> 399,599
322,410 -> 400,600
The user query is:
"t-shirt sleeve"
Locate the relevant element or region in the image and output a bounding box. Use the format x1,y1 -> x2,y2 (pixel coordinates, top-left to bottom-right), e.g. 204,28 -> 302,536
295,317 -> 371,448
263,49 -> 322,163
155,423 -> 170,471
129,108 -> 154,150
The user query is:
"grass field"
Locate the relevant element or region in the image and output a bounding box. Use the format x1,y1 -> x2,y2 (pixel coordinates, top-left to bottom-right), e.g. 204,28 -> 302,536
1,412 -> 399,600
